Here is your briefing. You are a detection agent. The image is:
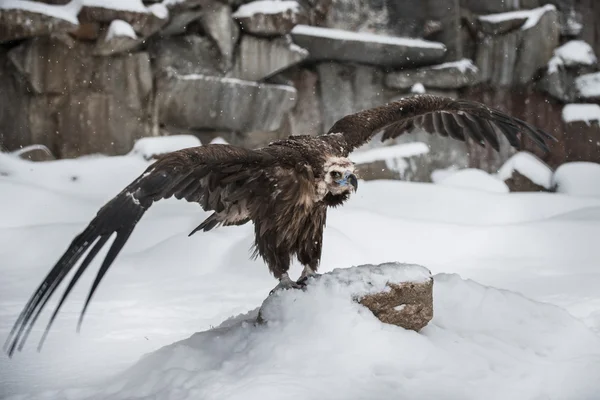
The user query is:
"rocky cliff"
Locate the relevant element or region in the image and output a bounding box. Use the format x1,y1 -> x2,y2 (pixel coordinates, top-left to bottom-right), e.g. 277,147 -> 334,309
0,0 -> 598,181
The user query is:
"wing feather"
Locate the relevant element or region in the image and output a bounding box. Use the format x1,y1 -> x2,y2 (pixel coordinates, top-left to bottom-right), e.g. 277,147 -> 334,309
4,144 -> 274,356
322,94 -> 555,155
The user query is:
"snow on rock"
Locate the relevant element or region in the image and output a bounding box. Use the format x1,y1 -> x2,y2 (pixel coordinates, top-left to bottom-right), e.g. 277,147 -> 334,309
0,0 -> 81,24
232,0 -> 300,18
553,162 -> 600,198
548,40 -> 597,72
410,83 -> 425,93
435,168 -> 509,193
575,72 -> 600,100
31,267 -> 600,400
82,0 -> 148,13
496,152 -> 553,189
562,103 -> 600,125
147,3 -> 168,19
478,4 -> 557,31
386,58 -> 480,90
106,19 -> 137,40
128,135 -> 201,160
350,142 -> 429,177
210,136 -> 229,144
291,25 -> 446,68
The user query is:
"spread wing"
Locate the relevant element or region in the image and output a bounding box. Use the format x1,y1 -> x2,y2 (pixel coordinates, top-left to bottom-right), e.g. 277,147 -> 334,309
4,144 -> 275,357
322,94 -> 556,155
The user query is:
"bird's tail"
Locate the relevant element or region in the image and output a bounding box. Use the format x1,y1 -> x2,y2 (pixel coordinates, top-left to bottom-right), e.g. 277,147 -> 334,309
3,189 -> 147,357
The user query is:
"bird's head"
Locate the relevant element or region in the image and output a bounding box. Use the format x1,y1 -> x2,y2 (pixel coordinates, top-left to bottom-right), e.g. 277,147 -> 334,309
322,157 -> 358,196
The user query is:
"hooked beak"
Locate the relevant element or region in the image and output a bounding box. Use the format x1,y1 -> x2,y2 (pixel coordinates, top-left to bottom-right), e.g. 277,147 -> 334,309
348,173 -> 358,192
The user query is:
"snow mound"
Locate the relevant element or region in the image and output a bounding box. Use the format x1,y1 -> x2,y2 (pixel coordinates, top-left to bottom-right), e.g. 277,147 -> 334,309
562,103 -> 600,125
34,265 -> 600,400
232,0 -> 299,18
478,4 -> 556,31
106,20 -> 137,40
553,162 -> 600,198
128,135 -> 201,160
496,151 -> 553,189
435,168 -> 509,193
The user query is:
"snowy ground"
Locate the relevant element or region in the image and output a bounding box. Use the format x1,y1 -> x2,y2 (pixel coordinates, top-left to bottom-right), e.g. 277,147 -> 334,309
1,146 -> 600,399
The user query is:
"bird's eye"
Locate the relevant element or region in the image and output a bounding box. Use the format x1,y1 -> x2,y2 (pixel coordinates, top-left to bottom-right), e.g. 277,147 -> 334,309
330,171 -> 342,179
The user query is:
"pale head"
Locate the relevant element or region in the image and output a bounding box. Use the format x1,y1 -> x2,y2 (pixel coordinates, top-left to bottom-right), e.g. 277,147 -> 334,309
319,157 -> 358,197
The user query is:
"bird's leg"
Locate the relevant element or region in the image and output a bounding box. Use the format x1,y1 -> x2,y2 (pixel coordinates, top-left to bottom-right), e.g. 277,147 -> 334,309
269,273 -> 304,294
296,265 -> 321,286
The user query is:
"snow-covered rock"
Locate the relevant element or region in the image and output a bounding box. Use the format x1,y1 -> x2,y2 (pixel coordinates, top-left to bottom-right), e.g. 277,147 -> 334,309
21,266 -> 600,400
127,135 -> 201,160
0,0 -> 81,42
230,35 -> 308,81
350,142 -> 430,181
550,40 -> 597,71
562,103 -> 600,125
496,152 -> 553,192
553,162 -> 600,198
233,0 -> 308,36
385,58 -> 480,90
434,168 -> 509,193
291,24 -> 446,68
575,72 -> 600,101
156,70 -> 297,133
95,20 -> 141,56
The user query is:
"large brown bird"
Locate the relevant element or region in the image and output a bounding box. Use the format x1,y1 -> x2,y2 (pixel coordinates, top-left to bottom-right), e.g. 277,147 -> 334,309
4,95 -> 554,356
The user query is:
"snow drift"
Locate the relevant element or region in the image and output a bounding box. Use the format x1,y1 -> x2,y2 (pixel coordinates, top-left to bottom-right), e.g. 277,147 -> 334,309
17,264 -> 600,400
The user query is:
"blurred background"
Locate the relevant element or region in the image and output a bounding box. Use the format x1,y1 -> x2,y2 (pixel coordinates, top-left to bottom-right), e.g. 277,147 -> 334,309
0,0 -> 599,192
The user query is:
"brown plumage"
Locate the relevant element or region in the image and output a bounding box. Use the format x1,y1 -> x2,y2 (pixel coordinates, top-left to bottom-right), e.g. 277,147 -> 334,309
4,94 -> 555,357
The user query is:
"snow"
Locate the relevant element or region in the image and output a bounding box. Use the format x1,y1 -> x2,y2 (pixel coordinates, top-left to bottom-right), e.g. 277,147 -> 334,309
175,71 -> 298,94
3,152 -> 600,398
410,82 -> 425,94
434,168 -> 509,193
128,135 -> 201,160
430,58 -> 478,73
232,0 -> 299,18
210,137 -> 229,145
0,0 -> 81,24
478,4 -> 556,30
553,40 -> 597,68
147,3 -> 168,19
562,103 -> 600,125
575,72 -> 600,99
350,142 -> 429,175
552,162 -> 600,198
496,152 -> 553,189
82,0 -> 148,13
291,25 -> 446,49
105,20 -> 137,41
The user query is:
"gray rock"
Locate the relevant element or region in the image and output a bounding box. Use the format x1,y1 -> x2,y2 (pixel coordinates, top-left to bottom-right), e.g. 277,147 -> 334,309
0,3 -> 79,42
160,9 -> 204,36
230,35 -> 308,81
199,2 -> 239,70
324,0 -> 390,35
475,5 -> 560,86
539,67 -> 578,102
291,24 -> 446,68
156,70 -> 297,133
233,0 -> 308,36
385,59 -> 481,90
150,35 -> 225,76
1,38 -> 154,158
277,67 -> 323,136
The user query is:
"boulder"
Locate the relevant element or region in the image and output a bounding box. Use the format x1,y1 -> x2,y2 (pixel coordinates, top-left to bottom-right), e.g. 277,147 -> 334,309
150,35 -> 225,76
259,263 -> 434,332
496,151 -> 553,192
0,0 -> 80,42
156,70 -> 297,133
199,2 -> 239,70
575,72 -> 600,101
385,59 -> 480,90
230,35 -> 308,81
233,0 -> 308,36
160,9 -> 203,36
291,25 -> 446,68
475,5 -> 560,86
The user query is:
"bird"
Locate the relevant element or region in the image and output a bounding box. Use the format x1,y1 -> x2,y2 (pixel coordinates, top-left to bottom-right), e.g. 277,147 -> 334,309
4,94 -> 555,357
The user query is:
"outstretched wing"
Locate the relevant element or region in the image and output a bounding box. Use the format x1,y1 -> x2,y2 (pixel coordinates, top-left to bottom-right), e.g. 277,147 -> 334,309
4,144 -> 274,357
322,94 -> 555,155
